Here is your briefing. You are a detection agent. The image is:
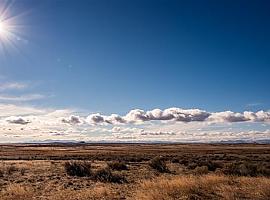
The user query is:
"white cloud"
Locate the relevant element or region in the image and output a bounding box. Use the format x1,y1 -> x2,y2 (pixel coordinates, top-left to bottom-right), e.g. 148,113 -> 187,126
86,113 -> 105,124
6,116 -> 31,125
0,82 -> 28,91
0,94 -> 45,102
0,104 -> 46,117
140,130 -> 176,136
105,114 -> 127,124
61,115 -> 82,125
209,111 -> 248,122
0,104 -> 270,143
85,108 -> 270,125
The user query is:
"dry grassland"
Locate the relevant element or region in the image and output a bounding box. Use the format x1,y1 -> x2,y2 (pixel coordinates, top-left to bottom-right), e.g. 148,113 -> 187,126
0,143 -> 269,199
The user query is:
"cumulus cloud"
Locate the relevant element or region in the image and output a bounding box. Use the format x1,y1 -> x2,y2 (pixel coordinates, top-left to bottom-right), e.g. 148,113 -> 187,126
209,111 -> 248,122
209,110 -> 270,123
1,103 -> 270,143
84,108 -> 270,125
85,108 -> 211,125
86,113 -> 105,124
61,115 -> 82,125
105,114 -> 127,124
161,108 -> 210,122
6,116 -> 31,125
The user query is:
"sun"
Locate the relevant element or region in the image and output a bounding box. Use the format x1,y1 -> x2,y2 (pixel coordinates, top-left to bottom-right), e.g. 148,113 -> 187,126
0,19 -> 12,45
0,21 -> 7,35
0,1 -> 26,56
0,21 -> 3,33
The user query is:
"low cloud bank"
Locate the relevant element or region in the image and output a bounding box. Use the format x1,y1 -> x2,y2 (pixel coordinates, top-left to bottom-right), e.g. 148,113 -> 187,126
83,108 -> 270,125
3,107 -> 270,127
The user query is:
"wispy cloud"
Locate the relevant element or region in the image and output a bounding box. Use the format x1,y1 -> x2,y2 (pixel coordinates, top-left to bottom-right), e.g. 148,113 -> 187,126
246,102 -> 263,107
0,82 -> 28,91
0,94 -> 45,102
0,104 -> 47,117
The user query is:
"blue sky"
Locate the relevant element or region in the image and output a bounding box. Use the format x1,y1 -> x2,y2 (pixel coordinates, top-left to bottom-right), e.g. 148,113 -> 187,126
0,0 -> 269,142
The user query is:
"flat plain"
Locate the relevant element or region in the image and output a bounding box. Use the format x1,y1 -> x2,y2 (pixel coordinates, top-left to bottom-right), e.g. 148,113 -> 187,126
0,143 -> 270,200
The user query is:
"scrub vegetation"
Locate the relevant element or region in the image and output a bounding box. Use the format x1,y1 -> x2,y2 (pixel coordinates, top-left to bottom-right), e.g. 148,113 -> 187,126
0,143 -> 269,199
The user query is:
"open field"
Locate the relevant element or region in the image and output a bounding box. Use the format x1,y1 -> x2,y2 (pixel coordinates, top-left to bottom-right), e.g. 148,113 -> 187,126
0,143 -> 270,199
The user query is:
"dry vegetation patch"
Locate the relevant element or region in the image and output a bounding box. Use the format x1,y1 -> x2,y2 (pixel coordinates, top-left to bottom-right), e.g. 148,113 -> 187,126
93,167 -> 127,183
0,144 -> 270,199
0,184 -> 34,200
107,161 -> 128,171
64,161 -> 92,177
133,175 -> 270,200
149,156 -> 169,173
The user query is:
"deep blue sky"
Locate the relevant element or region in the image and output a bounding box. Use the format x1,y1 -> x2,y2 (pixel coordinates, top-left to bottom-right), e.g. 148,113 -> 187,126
1,0 -> 270,114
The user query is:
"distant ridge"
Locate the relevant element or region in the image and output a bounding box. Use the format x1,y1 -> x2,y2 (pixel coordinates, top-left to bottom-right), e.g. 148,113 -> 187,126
24,139 -> 270,144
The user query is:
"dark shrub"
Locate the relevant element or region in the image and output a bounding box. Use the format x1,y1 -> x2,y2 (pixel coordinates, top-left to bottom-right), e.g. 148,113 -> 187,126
64,161 -> 91,177
93,167 -> 126,183
197,160 -> 222,171
257,164 -> 270,176
108,161 -> 128,171
179,159 -> 189,165
149,156 -> 169,173
222,162 -> 270,177
171,158 -> 179,163
223,162 -> 251,176
6,165 -> 17,175
186,159 -> 222,172
187,162 -> 197,170
20,167 -> 26,176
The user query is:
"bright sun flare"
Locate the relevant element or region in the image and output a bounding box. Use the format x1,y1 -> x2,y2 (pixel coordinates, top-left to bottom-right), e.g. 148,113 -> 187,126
0,20 -> 8,38
0,21 -> 4,34
0,0 -> 27,54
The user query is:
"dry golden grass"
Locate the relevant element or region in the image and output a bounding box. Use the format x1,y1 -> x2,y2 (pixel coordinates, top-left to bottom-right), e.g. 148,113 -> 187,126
0,144 -> 270,199
0,184 -> 34,200
1,174 -> 269,200
44,186 -> 116,200
0,184 -> 116,200
133,174 -> 270,200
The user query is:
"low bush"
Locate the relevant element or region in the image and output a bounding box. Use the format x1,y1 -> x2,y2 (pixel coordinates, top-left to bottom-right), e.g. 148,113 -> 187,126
64,161 -> 91,177
171,158 -> 179,163
107,161 -> 128,171
222,162 -> 270,176
186,159 -> 222,172
187,162 -> 197,170
6,166 -> 17,175
19,168 -> 26,176
149,156 -> 169,173
93,167 -> 126,183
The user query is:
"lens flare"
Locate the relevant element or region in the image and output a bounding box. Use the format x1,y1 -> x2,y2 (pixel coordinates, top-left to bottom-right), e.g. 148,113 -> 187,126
0,21 -> 4,33
0,1 -> 27,56
0,20 -> 8,36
